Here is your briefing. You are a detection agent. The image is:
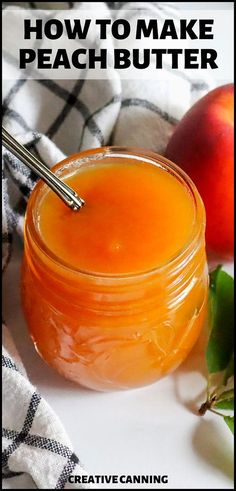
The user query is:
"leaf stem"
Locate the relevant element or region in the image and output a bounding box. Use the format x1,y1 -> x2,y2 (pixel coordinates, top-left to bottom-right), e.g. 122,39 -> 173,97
199,392 -> 217,415
209,408 -> 225,418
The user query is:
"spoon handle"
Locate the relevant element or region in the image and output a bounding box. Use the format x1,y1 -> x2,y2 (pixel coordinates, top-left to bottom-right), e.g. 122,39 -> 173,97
2,127 -> 85,211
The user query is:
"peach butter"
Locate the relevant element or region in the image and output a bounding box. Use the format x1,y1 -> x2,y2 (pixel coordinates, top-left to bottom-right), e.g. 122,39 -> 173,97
22,147 -> 208,391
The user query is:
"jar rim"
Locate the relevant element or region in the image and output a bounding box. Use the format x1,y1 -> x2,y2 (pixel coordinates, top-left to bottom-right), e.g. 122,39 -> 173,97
25,146 -> 206,280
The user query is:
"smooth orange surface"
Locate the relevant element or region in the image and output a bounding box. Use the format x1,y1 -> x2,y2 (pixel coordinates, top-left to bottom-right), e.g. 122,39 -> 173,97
166,84 -> 234,258
22,151 -> 208,391
38,159 -> 195,274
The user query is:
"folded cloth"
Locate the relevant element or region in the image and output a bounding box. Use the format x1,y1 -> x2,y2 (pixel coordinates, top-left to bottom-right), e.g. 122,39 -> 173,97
2,1 -> 215,489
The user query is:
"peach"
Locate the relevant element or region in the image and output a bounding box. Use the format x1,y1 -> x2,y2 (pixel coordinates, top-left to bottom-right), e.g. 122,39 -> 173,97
165,84 -> 234,259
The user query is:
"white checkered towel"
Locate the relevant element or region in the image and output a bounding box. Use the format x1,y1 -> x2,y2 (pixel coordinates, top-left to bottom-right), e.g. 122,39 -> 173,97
2,1 -> 215,489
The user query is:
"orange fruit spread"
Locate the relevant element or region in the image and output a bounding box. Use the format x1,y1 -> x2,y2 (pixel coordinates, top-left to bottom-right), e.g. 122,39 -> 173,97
39,159 -> 195,274
22,151 -> 208,391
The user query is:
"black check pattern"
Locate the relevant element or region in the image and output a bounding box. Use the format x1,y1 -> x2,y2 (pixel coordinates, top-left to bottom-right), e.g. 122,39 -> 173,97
2,355 -> 19,372
2,1 -> 213,488
2,393 -> 42,471
2,352 -> 86,488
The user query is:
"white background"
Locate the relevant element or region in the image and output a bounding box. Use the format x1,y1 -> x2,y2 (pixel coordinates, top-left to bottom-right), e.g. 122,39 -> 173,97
2,2 -> 234,489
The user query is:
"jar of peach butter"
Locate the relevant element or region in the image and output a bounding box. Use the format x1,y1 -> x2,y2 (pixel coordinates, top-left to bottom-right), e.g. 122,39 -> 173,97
22,147 -> 208,391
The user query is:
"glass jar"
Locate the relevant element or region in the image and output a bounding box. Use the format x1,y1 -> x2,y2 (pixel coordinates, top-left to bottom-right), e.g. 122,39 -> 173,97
22,147 -> 208,391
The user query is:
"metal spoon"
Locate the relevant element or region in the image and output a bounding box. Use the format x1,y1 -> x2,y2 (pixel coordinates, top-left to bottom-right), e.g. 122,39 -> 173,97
2,127 -> 85,211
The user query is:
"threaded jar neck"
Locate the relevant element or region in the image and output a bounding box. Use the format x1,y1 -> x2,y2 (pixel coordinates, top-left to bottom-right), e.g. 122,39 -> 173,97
24,147 -> 206,312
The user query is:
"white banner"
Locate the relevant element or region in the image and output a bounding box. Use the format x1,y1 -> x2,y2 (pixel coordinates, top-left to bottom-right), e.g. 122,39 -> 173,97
2,8 -> 233,81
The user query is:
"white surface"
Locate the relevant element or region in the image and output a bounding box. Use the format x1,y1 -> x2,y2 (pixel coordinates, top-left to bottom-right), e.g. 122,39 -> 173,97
2,236 -> 234,489
178,2 -> 233,9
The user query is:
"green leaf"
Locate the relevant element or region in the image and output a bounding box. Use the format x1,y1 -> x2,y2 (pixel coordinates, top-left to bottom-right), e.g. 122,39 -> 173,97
215,399 -> 234,410
214,389 -> 234,410
224,416 -> 234,433
209,265 -> 222,290
206,268 -> 234,374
